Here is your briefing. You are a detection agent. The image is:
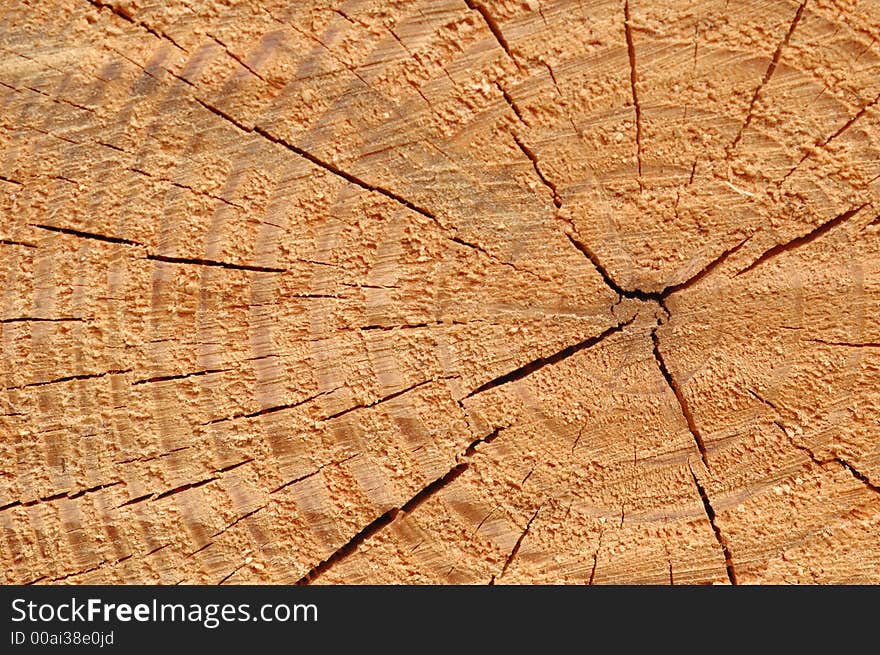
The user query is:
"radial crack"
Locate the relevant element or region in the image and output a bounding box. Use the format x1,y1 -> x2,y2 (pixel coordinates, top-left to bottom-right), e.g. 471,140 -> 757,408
589,530 -> 604,585
777,425 -> 880,496
205,386 -> 343,425
463,426 -> 503,457
808,338 -> 880,348
748,387 -> 780,412
30,223 -> 143,247
448,236 -> 527,275
132,368 -> 231,385
186,542 -> 214,558
86,0 -> 187,51
216,458 -> 254,474
496,505 -> 542,581
359,322 -> 433,332
737,204 -> 867,276
218,561 -> 249,585
146,253 -> 285,273
512,134 -> 561,208
2,481 -> 124,511
566,234 -> 631,298
690,467 -> 738,585
782,90 -> 880,181
730,0 -> 807,151
254,123 -> 441,224
128,167 -> 245,210
49,562 -> 107,583
464,318 -> 633,399
271,454 -> 359,494
212,506 -> 266,538
153,476 -> 218,501
623,0 -> 643,191
323,378 -> 442,421
297,420 -> 518,585
661,234 -> 752,296
117,476 -> 220,508
117,445 -> 191,467
652,329 -> 710,468
0,316 -> 85,323
463,0 -> 522,69
0,239 -> 36,248
837,459 -> 880,495
8,369 -> 132,390
67,481 -> 125,500
117,493 -> 153,508
0,174 -> 22,185
497,83 -> 528,125
296,463 -> 469,584
207,33 -> 270,85
194,99 -> 525,274
21,84 -> 95,115
567,232 -> 749,300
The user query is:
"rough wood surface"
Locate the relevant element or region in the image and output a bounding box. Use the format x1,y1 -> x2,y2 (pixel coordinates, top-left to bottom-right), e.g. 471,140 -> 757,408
1,0 -> 878,585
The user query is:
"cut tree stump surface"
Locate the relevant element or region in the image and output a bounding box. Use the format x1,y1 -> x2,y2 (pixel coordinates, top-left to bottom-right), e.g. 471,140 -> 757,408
1,0 -> 878,584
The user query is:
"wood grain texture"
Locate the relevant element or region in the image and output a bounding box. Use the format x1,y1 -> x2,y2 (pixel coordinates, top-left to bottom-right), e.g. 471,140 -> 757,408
0,0 -> 878,585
